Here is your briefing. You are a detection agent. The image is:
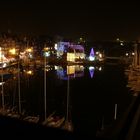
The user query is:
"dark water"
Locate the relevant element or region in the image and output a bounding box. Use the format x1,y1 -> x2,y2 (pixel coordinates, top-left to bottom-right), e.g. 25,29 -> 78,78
0,64 -> 133,137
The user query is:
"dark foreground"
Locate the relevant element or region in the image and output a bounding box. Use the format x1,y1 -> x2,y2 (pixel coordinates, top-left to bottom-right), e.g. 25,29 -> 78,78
0,95 -> 140,140
0,96 -> 140,140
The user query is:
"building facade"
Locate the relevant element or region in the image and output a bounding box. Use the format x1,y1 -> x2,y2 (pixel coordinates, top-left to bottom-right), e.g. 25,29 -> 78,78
56,41 -> 85,62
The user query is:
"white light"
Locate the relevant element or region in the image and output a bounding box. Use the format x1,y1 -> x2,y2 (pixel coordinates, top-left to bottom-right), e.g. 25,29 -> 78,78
45,52 -> 50,57
120,43 -> 124,46
132,52 -> 135,56
89,66 -> 95,71
0,82 -> 5,86
126,53 -> 129,56
89,56 -> 95,61
116,38 -> 120,41
29,53 -> 33,58
3,63 -> 7,68
99,53 -> 102,58
54,44 -> 57,50
99,67 -> 102,71
54,66 -> 58,70
96,51 -> 99,55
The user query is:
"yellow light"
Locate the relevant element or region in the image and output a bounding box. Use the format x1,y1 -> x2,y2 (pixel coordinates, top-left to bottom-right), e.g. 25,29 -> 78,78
9,48 -> 16,55
26,48 -> 32,53
67,66 -> 75,75
26,70 -> 33,75
0,47 -> 4,62
0,47 -> 2,59
44,47 -> 49,51
67,53 -> 75,62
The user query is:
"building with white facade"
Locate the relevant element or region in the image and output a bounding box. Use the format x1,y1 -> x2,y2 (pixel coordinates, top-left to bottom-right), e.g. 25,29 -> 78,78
56,41 -> 85,62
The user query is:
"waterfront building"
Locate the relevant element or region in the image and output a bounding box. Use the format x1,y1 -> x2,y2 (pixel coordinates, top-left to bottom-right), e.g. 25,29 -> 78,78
133,43 -> 140,68
56,41 -> 85,62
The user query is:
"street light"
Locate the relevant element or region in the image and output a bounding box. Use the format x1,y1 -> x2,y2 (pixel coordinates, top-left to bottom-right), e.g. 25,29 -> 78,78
9,48 -> 16,55
26,48 -> 33,53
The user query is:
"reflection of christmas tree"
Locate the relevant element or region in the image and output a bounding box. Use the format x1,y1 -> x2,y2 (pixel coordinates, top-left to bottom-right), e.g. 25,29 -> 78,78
89,66 -> 95,78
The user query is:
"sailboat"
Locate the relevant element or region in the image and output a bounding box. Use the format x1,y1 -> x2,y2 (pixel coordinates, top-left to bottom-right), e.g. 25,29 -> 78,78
23,115 -> 39,123
42,53 -> 65,128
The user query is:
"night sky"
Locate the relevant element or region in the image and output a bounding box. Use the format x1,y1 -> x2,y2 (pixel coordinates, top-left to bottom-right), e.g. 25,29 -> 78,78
0,0 -> 140,41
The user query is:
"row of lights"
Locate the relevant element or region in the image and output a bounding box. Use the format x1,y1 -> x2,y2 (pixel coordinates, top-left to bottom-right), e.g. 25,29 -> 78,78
125,52 -> 135,56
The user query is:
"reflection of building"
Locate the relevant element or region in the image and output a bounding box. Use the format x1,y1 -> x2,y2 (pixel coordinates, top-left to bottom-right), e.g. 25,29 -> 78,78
67,65 -> 84,78
126,43 -> 140,95
126,69 -> 140,96
125,43 -> 140,96
56,42 -> 85,62
43,44 -> 56,58
55,65 -> 84,80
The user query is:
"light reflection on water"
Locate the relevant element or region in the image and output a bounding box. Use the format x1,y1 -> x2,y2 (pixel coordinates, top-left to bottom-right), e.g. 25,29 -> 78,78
0,64 -> 133,136
56,65 -> 85,80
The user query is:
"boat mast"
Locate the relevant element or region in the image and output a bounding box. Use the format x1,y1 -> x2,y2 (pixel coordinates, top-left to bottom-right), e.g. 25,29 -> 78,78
114,104 -> 117,120
66,72 -> 70,122
18,49 -> 21,114
44,52 -> 47,121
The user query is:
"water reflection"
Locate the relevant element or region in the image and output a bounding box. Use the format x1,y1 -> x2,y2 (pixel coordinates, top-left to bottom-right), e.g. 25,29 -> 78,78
0,64 -> 130,137
56,65 -> 84,80
0,65 -> 85,129
89,66 -> 102,78
89,66 -> 95,78
125,67 -> 140,96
